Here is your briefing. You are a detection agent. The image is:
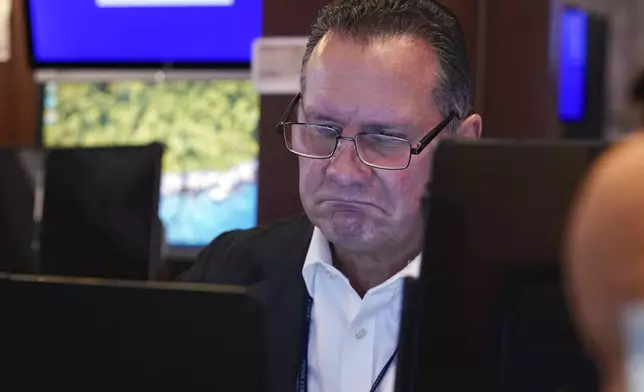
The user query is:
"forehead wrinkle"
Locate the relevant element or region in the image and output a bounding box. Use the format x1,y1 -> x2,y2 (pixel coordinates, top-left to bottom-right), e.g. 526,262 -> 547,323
303,88 -> 427,128
304,77 -> 441,129
304,67 -> 428,119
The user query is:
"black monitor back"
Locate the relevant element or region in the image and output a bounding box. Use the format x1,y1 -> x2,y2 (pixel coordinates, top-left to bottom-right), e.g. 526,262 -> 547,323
396,139 -> 606,392
0,274 -> 267,392
0,149 -> 40,273
39,144 -> 163,280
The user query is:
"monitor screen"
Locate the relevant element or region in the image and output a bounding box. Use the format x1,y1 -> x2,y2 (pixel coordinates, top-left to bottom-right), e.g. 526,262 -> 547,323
558,8 -> 588,123
41,80 -> 259,249
26,0 -> 262,67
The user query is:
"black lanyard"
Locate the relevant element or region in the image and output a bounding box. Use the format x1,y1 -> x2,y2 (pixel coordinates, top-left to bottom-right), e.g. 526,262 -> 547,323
296,295 -> 398,392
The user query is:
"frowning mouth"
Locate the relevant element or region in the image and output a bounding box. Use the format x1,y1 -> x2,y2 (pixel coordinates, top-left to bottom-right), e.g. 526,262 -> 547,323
320,199 -> 383,212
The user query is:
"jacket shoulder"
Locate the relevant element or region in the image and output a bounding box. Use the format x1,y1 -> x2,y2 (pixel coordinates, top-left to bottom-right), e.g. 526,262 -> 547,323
179,215 -> 313,284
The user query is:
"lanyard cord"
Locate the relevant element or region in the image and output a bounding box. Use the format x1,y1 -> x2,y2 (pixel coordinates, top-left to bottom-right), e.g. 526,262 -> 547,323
296,295 -> 398,392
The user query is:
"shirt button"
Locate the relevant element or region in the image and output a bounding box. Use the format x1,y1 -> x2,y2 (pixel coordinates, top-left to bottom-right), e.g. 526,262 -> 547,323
355,328 -> 367,339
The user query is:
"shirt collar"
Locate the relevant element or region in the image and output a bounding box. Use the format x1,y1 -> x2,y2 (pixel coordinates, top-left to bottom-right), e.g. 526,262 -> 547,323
302,227 -> 332,297
302,226 -> 421,297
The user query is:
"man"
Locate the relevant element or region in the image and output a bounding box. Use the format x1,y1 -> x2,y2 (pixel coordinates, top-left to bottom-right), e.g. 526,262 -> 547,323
181,1 -> 482,391
565,134 -> 644,392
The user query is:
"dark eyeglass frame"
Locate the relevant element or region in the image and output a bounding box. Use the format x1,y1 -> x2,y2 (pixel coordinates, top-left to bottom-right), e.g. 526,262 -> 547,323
276,92 -> 458,170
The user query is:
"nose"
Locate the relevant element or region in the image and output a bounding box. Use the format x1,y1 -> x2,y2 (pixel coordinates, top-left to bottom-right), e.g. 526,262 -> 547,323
325,136 -> 373,185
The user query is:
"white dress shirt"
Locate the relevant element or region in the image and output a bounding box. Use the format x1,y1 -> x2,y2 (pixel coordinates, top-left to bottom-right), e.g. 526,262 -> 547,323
301,227 -> 421,392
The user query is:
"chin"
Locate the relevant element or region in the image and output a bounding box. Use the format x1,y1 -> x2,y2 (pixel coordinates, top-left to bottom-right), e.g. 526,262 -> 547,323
317,215 -> 378,249
305,201 -> 380,243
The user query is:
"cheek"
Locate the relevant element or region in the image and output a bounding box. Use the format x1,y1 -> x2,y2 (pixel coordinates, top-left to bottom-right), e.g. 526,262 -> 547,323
423,140 -> 442,181
378,159 -> 430,215
298,158 -> 326,197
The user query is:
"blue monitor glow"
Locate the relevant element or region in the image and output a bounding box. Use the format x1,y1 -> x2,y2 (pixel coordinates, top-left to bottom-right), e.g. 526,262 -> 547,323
41,80 -> 260,249
558,8 -> 588,123
26,0 -> 262,68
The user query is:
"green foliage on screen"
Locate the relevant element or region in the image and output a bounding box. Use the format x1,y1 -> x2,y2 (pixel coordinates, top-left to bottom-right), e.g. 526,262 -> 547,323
42,80 -> 260,173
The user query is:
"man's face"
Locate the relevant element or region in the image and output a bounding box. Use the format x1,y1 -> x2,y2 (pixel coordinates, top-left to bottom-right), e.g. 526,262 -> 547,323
298,33 -> 464,254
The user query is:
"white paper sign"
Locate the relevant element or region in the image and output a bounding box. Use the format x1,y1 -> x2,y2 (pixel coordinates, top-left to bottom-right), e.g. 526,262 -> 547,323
96,0 -> 234,7
251,37 -> 308,95
0,0 -> 10,63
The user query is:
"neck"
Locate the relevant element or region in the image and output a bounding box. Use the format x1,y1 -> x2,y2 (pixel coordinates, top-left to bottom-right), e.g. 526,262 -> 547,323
331,244 -> 420,298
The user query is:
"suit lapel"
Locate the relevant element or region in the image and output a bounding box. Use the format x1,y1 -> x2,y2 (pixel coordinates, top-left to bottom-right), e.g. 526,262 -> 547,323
247,216 -> 313,392
248,270 -> 307,392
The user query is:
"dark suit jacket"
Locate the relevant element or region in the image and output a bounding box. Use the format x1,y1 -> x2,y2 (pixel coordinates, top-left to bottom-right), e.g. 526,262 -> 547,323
179,215 -> 314,392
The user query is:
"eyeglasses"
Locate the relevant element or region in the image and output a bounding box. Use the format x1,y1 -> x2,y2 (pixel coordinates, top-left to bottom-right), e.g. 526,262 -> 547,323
276,93 -> 458,170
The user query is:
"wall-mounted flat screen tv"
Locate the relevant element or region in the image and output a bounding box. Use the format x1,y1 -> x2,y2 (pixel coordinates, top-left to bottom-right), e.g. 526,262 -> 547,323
26,0 -> 262,69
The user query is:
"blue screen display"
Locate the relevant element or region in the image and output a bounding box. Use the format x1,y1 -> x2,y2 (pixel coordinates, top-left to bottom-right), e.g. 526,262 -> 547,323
558,8 -> 588,122
28,0 -> 262,64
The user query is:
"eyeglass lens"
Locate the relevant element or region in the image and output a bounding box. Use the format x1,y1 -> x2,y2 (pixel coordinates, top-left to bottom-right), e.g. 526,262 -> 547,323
284,123 -> 411,169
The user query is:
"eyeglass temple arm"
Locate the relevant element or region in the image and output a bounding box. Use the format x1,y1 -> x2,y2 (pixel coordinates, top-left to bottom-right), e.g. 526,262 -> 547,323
412,111 -> 458,154
276,92 -> 302,133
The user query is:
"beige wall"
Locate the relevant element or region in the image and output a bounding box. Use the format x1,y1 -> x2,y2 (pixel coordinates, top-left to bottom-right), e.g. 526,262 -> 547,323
567,0 -> 644,138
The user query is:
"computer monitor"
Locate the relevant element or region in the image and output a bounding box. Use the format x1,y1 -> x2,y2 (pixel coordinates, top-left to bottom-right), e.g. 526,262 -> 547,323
396,139 -> 605,392
558,7 -> 589,123
558,7 -> 608,139
0,274 -> 266,391
25,0 -> 262,68
0,149 -> 41,273
39,79 -> 260,254
39,144 -> 164,280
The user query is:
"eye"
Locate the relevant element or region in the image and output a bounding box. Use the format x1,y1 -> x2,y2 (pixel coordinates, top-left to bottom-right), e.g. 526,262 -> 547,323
364,125 -> 408,140
307,124 -> 338,138
317,124 -> 341,133
360,133 -> 407,147
374,131 -> 409,141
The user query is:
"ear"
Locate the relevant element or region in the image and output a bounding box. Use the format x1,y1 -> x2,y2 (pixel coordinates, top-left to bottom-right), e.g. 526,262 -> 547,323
457,113 -> 483,139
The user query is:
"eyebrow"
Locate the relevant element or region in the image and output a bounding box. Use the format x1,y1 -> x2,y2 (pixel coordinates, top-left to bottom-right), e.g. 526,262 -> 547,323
300,105 -> 339,123
305,112 -> 342,124
303,106 -> 412,133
